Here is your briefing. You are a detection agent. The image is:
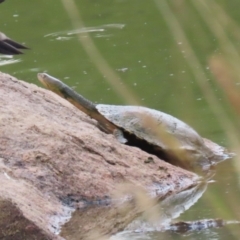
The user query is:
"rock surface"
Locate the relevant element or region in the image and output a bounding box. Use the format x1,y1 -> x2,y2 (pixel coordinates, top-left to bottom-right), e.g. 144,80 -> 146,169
0,72 -> 200,239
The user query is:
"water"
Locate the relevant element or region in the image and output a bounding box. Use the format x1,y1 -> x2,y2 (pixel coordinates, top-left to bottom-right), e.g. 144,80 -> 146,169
109,162 -> 240,240
1,1 -> 240,239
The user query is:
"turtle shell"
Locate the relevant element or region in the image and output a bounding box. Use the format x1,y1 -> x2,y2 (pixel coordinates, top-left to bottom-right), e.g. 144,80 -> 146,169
96,104 -> 206,153
96,105 -> 234,171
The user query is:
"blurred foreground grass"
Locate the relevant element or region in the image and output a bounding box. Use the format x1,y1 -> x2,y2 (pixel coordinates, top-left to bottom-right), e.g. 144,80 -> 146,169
61,0 -> 240,239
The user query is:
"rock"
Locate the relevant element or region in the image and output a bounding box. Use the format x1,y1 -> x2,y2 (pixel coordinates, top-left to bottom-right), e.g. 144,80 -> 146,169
0,72 -> 200,239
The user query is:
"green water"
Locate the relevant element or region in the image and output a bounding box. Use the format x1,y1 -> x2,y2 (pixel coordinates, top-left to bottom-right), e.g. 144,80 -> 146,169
1,0 -> 240,239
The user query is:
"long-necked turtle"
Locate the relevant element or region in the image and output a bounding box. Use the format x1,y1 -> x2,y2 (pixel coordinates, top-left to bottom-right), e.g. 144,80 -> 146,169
37,73 -> 232,171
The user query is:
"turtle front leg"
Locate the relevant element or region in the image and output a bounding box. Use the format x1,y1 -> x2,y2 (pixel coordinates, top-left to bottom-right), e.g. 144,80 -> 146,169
97,123 -> 127,143
113,129 -> 127,144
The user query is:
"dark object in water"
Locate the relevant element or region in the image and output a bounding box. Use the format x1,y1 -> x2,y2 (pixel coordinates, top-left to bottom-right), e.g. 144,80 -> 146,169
0,0 -> 5,3
0,32 -> 29,55
169,218 -> 229,234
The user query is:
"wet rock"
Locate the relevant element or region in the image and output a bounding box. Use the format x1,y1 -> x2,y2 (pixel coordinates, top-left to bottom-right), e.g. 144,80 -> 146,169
0,72 -> 200,239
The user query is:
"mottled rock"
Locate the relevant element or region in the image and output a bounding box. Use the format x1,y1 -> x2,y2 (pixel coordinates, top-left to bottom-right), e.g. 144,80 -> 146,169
0,72 -> 199,239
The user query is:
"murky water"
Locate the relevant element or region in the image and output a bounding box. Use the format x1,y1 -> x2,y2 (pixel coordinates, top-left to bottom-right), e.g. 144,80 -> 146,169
1,1 -> 240,239
148,162 -> 240,240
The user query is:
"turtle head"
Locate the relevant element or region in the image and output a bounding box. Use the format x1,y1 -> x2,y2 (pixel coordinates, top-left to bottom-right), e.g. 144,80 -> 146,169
37,73 -> 97,113
37,73 -> 68,97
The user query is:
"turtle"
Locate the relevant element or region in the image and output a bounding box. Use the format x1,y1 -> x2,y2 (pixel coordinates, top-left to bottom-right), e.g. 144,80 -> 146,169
37,73 -> 232,171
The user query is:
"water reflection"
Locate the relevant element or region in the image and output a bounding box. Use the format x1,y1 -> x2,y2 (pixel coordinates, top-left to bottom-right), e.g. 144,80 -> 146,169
60,180 -> 209,239
112,181 -> 208,239
0,57 -> 21,66
111,177 -> 240,240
